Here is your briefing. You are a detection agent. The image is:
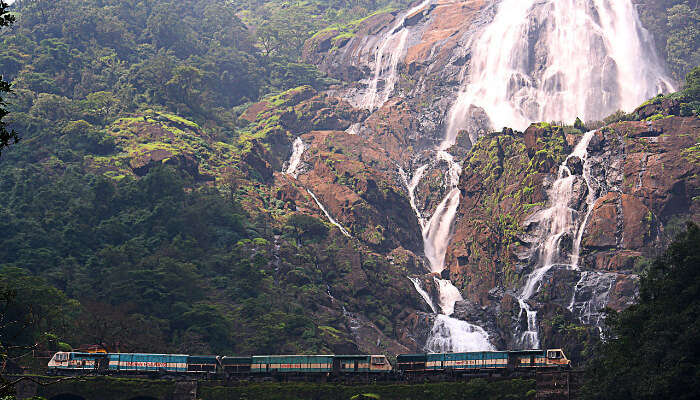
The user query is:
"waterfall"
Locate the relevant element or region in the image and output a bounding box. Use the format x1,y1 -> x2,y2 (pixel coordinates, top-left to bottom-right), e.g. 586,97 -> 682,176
306,189 -> 352,238
400,123 -> 493,352
409,276 -> 437,313
423,188 -> 461,273
425,315 -> 494,353
516,130 -> 599,348
446,0 -> 674,140
360,0 -> 433,111
282,138 -> 351,238
401,156 -> 493,351
568,270 -> 617,328
284,137 -> 305,178
399,165 -> 429,229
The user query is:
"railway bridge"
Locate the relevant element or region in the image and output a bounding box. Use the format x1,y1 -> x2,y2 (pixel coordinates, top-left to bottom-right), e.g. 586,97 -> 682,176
11,370 -> 584,399
12,376 -> 196,400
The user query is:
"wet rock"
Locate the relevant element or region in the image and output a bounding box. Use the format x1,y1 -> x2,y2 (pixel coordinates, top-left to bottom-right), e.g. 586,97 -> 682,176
567,156 -> 583,175
633,96 -> 681,120
558,233 -> 573,256
488,286 -> 504,300
243,141 -> 274,183
582,192 -> 619,250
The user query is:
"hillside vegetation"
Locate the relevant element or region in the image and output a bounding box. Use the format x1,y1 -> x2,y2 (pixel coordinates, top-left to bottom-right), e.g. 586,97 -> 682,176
0,0 -> 420,359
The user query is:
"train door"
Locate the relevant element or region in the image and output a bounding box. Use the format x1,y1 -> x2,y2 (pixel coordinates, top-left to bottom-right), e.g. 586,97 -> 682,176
353,360 -> 358,372
530,355 -> 535,366
332,358 -> 341,374
507,354 -> 517,370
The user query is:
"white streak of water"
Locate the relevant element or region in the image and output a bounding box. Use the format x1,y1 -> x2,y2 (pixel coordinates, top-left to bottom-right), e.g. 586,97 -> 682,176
516,131 -> 598,348
399,164 -> 429,229
435,277 -> 463,316
425,314 -> 495,352
306,189 -> 352,238
409,276 -> 437,313
423,188 -> 461,273
284,137 -> 305,178
360,0 -> 433,111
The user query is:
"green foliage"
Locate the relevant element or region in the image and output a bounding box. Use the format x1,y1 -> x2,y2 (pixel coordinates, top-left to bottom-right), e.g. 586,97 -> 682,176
583,223 -> 700,400
637,0 -> 700,81
200,379 -> 536,400
285,213 -> 330,245
0,0 -> 18,156
684,64 -> 700,100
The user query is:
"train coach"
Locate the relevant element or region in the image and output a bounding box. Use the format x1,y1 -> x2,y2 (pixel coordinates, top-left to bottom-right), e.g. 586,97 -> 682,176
397,348 -> 569,374
48,352 -> 216,375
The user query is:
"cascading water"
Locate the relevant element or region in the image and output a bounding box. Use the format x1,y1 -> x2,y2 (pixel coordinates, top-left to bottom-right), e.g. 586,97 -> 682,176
285,137 -> 305,178
425,314 -> 493,353
399,165 -> 428,229
568,270 -> 617,329
306,189 -> 352,238
409,276 -> 437,313
356,0 -> 673,352
446,0 -> 674,140
360,0 -> 433,111
282,138 -> 352,238
400,110 -> 494,352
516,130 -> 600,348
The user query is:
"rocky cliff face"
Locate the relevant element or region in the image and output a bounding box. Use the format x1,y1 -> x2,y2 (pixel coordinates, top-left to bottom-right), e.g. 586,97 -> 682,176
441,108 -> 699,353
233,87 -> 699,358
111,0 -> 697,357
290,0 -> 698,357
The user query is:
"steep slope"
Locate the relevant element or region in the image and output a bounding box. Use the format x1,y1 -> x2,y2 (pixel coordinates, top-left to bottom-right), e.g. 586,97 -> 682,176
2,0 -> 699,361
299,0 -> 695,357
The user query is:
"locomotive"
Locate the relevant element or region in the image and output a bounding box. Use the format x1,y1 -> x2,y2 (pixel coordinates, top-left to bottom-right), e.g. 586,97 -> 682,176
47,349 -> 569,379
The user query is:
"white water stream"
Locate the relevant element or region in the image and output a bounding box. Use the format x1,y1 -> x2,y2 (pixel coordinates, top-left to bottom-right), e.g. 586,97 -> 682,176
282,138 -> 352,238
445,0 -> 674,140
402,114 -> 495,352
307,189 -> 352,238
516,130 -> 600,348
285,137 -> 305,178
409,276 -> 437,313
360,0 -> 433,111
399,165 -> 429,229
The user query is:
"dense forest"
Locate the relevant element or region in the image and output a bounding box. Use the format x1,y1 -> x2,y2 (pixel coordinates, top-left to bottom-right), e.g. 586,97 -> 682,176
0,0 -> 420,360
635,0 -> 700,80
582,222 -> 700,399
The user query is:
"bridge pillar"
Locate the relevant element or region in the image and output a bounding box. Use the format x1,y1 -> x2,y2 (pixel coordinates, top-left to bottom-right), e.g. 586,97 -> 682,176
171,381 -> 197,400
14,378 -> 38,399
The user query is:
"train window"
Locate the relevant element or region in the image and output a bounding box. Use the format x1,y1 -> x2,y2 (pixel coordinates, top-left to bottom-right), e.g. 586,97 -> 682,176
547,350 -> 562,359
371,356 -> 385,365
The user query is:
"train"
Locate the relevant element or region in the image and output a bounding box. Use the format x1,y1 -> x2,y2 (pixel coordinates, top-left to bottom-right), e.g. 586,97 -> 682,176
47,349 -> 569,380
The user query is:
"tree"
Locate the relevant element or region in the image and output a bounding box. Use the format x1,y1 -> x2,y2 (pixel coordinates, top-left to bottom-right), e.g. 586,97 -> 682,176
684,65 -> 700,100
0,0 -> 19,156
0,267 -> 78,395
582,223 -> 700,400
286,213 -> 329,245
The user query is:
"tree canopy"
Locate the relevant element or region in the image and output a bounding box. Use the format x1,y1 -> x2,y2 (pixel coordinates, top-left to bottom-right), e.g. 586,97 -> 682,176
583,223 -> 700,400
0,0 -> 19,156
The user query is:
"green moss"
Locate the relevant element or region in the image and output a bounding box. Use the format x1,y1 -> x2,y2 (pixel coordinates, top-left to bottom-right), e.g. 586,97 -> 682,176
645,113 -> 666,121
333,31 -> 355,44
681,140 -> 700,164
158,112 -> 200,129
311,7 -> 397,42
